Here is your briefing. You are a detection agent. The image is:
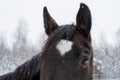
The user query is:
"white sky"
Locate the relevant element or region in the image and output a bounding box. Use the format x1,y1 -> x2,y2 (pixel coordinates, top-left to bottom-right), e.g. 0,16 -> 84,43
0,0 -> 120,46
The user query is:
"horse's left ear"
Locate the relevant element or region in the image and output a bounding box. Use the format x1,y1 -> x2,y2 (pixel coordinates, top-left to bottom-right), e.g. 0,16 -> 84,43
43,7 -> 58,36
76,3 -> 92,38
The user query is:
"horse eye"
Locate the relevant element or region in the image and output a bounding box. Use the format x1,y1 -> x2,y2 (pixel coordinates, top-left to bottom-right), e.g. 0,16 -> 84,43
79,55 -> 89,65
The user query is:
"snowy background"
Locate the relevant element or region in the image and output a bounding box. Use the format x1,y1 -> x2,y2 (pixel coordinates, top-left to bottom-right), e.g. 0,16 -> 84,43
0,0 -> 120,79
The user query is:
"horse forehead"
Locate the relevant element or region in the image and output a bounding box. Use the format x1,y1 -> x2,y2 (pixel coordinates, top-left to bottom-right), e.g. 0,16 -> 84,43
56,39 -> 73,56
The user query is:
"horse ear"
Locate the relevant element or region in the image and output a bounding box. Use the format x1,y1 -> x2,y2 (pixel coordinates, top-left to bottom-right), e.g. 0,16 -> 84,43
76,3 -> 91,38
43,7 -> 58,36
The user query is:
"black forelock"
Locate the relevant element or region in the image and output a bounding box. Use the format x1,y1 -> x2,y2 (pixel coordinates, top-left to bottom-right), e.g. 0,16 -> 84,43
45,24 -> 75,47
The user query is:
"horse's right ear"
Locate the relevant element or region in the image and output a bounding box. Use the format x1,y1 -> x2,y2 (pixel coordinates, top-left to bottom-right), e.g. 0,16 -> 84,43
43,7 -> 58,36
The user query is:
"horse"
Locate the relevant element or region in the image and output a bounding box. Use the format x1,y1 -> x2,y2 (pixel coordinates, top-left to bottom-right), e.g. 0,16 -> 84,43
41,3 -> 93,80
0,3 -> 93,80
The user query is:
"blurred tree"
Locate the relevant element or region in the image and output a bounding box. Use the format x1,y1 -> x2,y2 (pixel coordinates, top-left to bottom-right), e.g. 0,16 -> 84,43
0,34 -> 6,59
12,17 -> 38,65
0,17 -> 39,75
112,27 -> 120,78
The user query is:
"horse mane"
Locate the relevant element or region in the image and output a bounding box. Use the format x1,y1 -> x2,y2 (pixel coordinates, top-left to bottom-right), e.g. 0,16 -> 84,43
0,53 -> 42,80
